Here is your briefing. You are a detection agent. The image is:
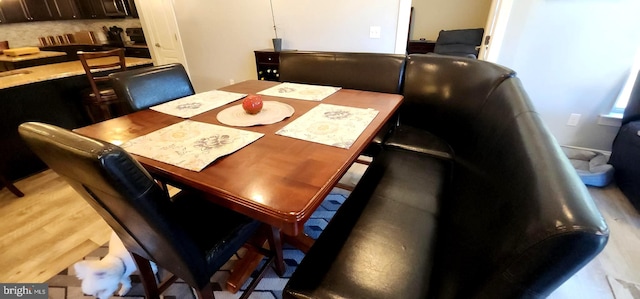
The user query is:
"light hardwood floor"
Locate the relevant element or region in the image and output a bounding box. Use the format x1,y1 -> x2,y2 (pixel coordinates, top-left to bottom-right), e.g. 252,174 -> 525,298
1,169 -> 639,298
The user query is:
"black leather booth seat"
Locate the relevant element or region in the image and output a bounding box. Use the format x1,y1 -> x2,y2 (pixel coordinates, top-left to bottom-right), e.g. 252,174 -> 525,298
282,53 -> 610,299
610,70 -> 640,211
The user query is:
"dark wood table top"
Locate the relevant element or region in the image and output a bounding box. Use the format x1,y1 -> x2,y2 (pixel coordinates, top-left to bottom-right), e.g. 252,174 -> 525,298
74,80 -> 403,236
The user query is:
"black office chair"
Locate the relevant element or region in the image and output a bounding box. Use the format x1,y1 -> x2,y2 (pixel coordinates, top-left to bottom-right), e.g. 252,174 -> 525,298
433,28 -> 484,59
18,122 -> 275,299
109,63 -> 195,111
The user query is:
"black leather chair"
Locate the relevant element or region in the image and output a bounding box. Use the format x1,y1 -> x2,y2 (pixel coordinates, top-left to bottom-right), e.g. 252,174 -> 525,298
609,69 -> 640,211
433,28 -> 484,59
109,63 -> 195,111
18,122 -> 275,299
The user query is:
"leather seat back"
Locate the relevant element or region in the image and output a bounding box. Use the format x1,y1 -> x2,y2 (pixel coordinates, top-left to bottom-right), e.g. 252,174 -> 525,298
402,54 -> 515,149
109,63 -> 195,111
429,77 -> 610,298
279,51 -> 406,94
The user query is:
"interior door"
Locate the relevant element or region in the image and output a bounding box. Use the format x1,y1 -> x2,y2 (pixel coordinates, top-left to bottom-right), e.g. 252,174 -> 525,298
478,0 -> 513,62
135,0 -> 188,72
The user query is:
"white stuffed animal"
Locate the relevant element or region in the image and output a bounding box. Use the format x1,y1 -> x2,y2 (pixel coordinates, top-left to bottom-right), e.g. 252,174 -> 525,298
74,231 -> 157,299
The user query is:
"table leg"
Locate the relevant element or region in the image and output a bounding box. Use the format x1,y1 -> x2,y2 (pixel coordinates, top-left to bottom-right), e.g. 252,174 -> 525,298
266,226 -> 285,276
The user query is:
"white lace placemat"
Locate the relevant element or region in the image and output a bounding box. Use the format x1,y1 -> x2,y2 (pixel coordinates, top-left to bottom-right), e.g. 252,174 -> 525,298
121,120 -> 263,171
257,82 -> 341,101
150,90 -> 247,118
276,103 -> 379,149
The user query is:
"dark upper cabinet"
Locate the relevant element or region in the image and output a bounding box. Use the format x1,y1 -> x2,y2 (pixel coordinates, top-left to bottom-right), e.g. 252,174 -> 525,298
127,0 -> 137,18
0,0 -> 136,23
77,0 -> 106,19
23,0 -> 54,20
1,0 -> 31,22
0,7 -> 6,24
48,0 -> 81,19
1,0 -> 53,22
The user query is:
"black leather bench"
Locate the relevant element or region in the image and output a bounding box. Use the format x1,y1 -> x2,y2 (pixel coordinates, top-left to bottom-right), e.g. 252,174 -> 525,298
282,53 -> 610,299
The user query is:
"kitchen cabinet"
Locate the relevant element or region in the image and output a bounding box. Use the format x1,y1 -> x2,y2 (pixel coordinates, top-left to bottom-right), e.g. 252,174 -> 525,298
48,0 -> 81,19
1,0 -> 32,22
0,0 -> 136,23
23,0 -> 54,20
127,0 -> 137,17
0,0 -> 54,22
77,0 -> 106,19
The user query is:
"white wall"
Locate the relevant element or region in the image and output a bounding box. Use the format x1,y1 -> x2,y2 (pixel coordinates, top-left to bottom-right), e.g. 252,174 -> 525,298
170,0 -> 640,152
172,0 -> 402,92
496,0 -> 640,151
410,0 -> 492,41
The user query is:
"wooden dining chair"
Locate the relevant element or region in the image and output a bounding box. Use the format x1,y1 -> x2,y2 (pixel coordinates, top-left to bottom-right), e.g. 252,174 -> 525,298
0,40 -> 8,54
109,63 -> 195,111
77,48 -> 128,123
19,121 -> 277,299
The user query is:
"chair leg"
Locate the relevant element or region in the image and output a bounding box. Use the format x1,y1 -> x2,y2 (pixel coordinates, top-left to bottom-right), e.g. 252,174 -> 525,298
0,175 -> 24,197
84,104 -> 98,124
99,103 -> 113,121
131,253 -> 161,299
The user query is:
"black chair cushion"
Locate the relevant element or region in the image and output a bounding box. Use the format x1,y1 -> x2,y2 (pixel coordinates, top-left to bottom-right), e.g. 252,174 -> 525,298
284,148 -> 450,299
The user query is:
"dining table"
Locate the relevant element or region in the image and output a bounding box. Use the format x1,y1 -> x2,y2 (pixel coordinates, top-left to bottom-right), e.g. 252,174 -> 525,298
73,79 -> 403,292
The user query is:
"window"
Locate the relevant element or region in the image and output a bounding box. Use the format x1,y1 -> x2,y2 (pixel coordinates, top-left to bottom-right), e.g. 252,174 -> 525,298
610,47 -> 640,116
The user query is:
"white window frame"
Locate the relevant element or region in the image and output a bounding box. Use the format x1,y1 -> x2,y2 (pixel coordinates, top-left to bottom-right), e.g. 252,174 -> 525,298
610,47 -> 640,117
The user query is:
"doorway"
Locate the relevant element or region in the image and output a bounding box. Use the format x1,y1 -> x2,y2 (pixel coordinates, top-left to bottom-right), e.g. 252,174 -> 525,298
396,0 -> 512,61
134,0 -> 189,72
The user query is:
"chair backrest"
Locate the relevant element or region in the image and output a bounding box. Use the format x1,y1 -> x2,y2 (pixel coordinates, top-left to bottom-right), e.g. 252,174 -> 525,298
17,121 -> 205,287
433,28 -> 484,59
77,48 -> 127,101
279,51 -> 407,94
0,40 -> 8,54
109,63 -> 195,111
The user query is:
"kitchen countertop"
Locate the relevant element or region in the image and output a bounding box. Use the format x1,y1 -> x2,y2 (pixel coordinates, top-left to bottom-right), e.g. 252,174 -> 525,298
0,56 -> 153,90
0,51 -> 67,62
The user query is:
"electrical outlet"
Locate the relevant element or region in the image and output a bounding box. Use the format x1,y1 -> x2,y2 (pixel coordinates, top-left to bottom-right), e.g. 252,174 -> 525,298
567,113 -> 581,126
369,26 -> 381,39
